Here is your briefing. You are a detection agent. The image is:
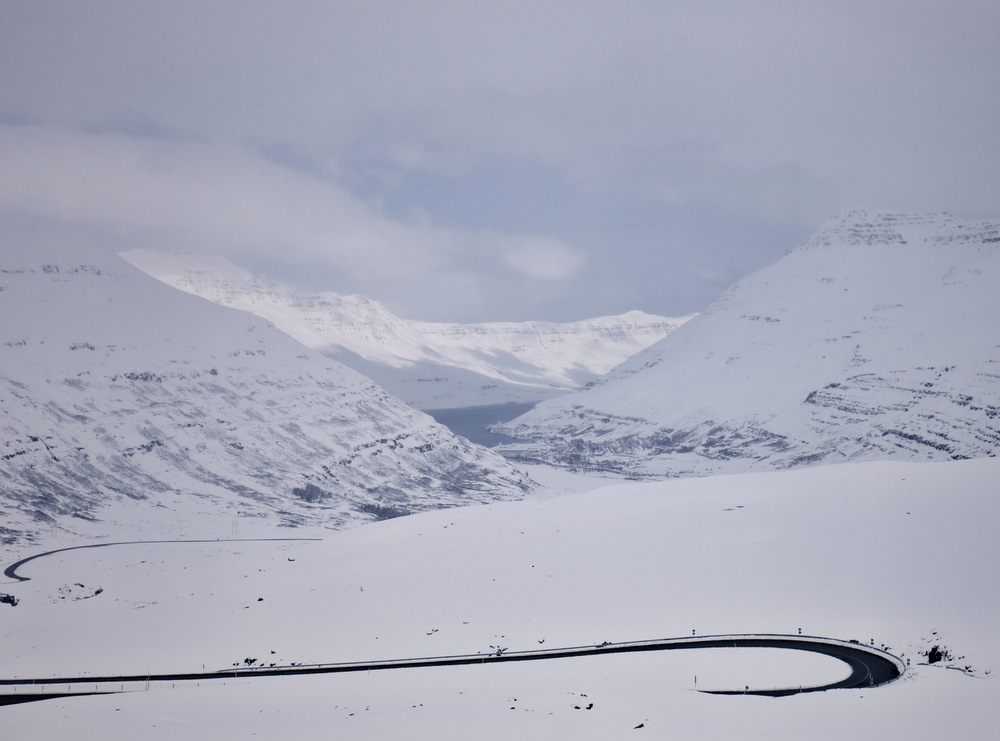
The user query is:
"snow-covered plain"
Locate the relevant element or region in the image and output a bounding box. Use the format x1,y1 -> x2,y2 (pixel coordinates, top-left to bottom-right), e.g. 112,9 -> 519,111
2,457 -> 997,739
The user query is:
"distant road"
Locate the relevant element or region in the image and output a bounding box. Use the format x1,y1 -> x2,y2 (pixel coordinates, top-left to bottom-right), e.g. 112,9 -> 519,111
3,538 -> 321,582
0,634 -> 903,705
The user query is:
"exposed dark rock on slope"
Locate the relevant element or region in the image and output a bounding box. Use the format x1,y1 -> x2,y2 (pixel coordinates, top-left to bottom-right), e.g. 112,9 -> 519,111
0,243 -> 532,544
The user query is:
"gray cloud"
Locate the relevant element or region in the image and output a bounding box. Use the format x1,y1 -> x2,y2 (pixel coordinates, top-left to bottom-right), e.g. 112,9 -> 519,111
0,124 -> 585,319
2,1 -> 998,320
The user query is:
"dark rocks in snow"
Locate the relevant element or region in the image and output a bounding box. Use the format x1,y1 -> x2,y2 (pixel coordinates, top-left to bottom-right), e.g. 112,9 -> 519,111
0,248 -> 534,543
291,483 -> 331,503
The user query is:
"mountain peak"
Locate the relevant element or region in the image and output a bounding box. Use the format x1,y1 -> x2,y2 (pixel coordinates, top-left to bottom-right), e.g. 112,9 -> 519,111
799,209 -> 999,253
498,211 -> 1000,475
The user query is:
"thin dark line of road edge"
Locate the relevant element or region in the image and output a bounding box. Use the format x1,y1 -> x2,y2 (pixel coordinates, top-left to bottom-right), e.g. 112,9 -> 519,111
3,538 -> 322,582
0,692 -> 114,707
0,634 -> 904,705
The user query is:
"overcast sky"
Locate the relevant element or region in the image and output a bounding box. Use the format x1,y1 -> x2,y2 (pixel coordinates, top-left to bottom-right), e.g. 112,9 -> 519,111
2,1 -> 998,322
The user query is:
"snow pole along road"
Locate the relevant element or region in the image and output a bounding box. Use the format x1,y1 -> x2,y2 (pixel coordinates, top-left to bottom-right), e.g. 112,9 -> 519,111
0,634 -> 904,705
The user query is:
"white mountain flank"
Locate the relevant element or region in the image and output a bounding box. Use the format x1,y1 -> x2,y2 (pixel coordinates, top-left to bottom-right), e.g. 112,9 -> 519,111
120,250 -> 690,409
0,243 -> 532,545
498,210 -> 1000,475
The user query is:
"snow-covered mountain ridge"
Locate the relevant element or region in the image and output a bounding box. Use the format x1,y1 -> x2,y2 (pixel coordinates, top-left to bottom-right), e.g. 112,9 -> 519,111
498,210 -> 1000,475
0,244 -> 531,545
121,250 -> 690,409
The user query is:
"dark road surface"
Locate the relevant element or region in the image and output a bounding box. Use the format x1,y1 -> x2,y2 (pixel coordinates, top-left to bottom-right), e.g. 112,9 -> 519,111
3,538 -> 321,583
0,634 -> 903,706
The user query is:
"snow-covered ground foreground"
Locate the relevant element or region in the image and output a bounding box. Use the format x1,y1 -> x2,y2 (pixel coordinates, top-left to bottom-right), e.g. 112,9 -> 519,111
2,457 -> 998,738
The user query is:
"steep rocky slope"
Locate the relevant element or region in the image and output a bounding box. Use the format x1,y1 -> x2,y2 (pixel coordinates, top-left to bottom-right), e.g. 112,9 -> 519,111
121,250 -> 689,409
0,244 -> 532,544
498,211 -> 1000,475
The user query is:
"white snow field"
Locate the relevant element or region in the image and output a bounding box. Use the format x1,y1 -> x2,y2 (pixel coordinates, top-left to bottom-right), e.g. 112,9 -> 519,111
2,457 -> 997,739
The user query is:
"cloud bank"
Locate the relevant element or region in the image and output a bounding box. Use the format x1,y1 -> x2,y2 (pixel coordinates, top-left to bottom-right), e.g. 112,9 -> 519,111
0,124 -> 582,319
2,1 -> 998,320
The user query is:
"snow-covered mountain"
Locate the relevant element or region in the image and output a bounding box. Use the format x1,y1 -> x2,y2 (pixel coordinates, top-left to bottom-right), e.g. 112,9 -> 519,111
120,250 -> 689,409
0,243 -> 532,545
498,210 -> 1000,475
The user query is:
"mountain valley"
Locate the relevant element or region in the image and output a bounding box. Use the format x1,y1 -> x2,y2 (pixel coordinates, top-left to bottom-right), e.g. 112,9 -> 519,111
120,249 -> 689,409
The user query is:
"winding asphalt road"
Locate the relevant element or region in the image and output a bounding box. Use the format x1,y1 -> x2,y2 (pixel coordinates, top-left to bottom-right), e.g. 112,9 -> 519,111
0,634 -> 903,706
3,538 -> 321,583
1,542 -> 904,705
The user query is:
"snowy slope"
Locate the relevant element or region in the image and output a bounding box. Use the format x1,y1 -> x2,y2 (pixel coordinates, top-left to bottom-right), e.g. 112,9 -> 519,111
120,250 -> 689,409
2,457 -> 998,738
499,211 -> 1000,475
0,243 -> 532,545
